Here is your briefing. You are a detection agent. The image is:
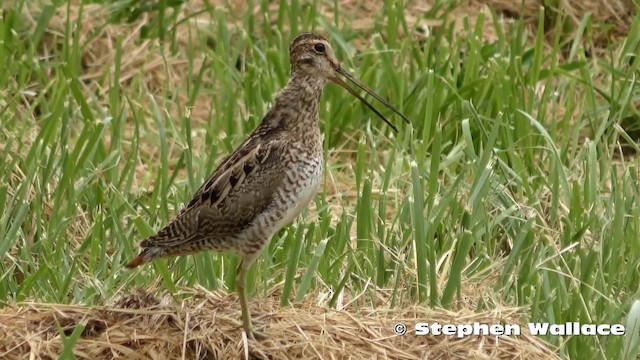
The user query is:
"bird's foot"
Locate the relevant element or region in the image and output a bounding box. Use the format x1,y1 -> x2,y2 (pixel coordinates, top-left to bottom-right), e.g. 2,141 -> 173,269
246,329 -> 266,341
241,311 -> 268,341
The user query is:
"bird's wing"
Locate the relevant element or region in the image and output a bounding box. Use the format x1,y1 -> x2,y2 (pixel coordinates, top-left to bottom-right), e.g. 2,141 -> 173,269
139,138 -> 288,248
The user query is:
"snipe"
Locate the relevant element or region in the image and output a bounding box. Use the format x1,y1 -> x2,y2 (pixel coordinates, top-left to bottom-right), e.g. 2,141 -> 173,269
126,32 -> 410,340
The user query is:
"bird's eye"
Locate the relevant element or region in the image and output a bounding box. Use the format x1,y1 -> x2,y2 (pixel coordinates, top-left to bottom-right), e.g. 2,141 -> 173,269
313,43 -> 325,53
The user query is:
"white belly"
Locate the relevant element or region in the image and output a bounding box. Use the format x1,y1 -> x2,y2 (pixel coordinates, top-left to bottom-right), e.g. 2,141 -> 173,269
257,153 -> 322,236
271,167 -> 322,232
277,179 -> 320,228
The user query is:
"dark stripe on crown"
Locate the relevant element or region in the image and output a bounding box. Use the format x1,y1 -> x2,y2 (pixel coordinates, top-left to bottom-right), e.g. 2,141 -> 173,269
289,33 -> 327,55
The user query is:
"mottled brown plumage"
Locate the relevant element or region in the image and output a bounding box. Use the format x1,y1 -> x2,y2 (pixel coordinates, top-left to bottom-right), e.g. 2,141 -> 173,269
125,32 -> 410,340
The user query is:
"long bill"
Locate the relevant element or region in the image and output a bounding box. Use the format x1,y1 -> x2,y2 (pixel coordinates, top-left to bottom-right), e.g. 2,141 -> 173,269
330,67 -> 411,133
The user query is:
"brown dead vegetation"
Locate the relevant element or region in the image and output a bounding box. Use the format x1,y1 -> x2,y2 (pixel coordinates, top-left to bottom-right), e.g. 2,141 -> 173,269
0,288 -> 559,359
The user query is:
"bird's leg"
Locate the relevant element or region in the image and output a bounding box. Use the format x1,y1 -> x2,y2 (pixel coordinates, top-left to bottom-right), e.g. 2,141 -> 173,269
236,257 -> 265,340
236,258 -> 252,337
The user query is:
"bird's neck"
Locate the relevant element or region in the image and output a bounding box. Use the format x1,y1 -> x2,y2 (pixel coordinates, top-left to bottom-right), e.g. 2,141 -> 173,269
285,68 -> 328,95
268,70 -> 327,135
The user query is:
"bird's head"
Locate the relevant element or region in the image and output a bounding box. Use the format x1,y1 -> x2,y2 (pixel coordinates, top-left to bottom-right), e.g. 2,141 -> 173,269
288,32 -> 411,132
289,33 -> 339,81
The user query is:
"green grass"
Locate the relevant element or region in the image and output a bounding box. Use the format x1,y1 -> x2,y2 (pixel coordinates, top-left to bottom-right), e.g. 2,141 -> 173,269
1,0 -> 640,359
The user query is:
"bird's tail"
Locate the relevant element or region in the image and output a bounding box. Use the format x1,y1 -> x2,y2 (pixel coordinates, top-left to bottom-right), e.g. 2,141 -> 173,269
125,246 -> 164,269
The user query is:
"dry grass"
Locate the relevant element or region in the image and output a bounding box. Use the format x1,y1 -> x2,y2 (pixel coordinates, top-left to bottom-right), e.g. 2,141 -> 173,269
0,287 -> 559,360
322,0 -> 636,44
483,0 -> 636,41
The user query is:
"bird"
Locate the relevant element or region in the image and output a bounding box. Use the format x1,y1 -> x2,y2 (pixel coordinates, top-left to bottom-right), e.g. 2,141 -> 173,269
125,32 -> 410,340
